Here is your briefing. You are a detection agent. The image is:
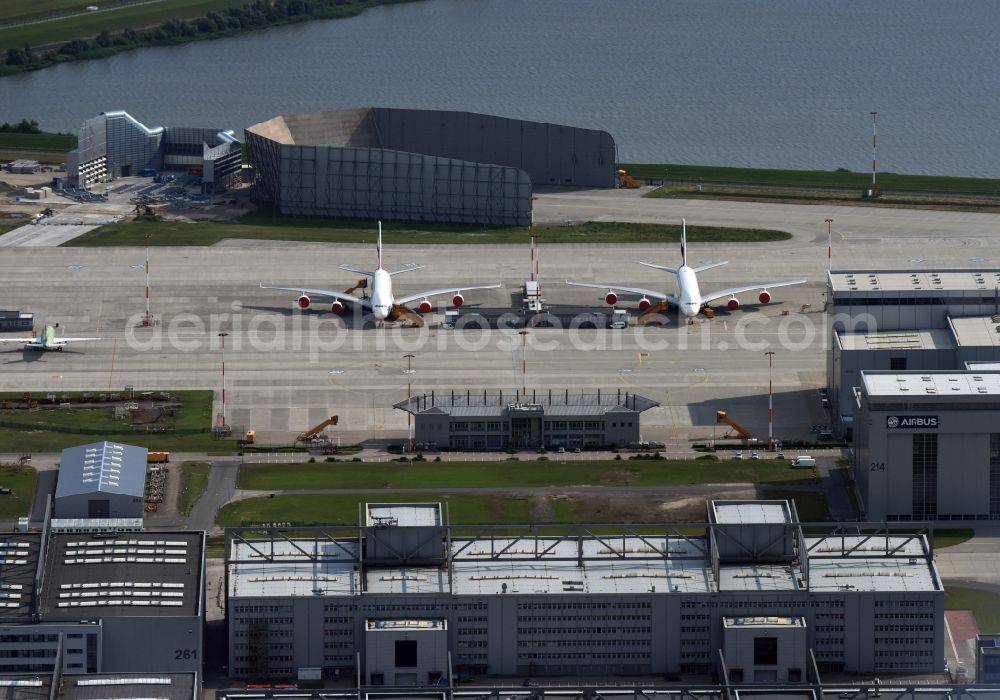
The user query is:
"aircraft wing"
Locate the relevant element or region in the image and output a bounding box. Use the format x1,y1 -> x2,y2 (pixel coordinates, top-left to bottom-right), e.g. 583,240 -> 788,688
0,337 -> 35,343
52,337 -> 102,344
395,283 -> 501,306
337,264 -> 375,277
566,281 -> 678,305
701,279 -> 807,304
259,284 -> 370,308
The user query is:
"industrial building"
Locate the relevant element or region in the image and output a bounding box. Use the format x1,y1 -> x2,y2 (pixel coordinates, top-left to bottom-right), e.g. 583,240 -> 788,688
245,108 -> 616,226
67,110 -> 242,193
225,499 -> 944,682
977,633 -> 1000,683
852,370 -> 1000,521
54,442 -> 147,520
0,527 -> 204,675
827,269 -> 1000,429
0,672 -> 198,700
393,389 -> 658,449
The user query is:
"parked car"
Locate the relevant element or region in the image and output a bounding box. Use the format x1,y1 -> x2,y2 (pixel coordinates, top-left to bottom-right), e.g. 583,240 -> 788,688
732,452 -> 743,460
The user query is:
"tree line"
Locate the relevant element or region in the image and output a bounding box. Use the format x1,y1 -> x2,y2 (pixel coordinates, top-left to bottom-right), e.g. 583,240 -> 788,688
4,0 -> 412,71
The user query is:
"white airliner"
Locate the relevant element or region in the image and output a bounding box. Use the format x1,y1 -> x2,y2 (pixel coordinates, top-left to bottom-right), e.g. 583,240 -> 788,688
261,222 -> 500,321
568,219 -> 806,320
0,324 -> 102,351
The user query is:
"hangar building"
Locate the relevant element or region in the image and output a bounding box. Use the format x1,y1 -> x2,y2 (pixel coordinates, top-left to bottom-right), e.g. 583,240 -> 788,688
0,528 -> 204,675
245,108 -> 616,226
852,370 -> 1000,521
67,110 -> 242,193
393,389 -> 658,450
226,499 -> 944,681
54,442 -> 147,520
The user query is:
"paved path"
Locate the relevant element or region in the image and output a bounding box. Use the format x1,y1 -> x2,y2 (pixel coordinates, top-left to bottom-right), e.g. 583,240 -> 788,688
0,222 -> 100,247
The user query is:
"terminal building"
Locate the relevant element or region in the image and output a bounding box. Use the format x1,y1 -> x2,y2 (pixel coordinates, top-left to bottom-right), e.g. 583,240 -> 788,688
393,389 -> 659,450
245,108 -> 616,226
67,110 -> 242,193
0,527 -> 204,675
225,499 -> 944,682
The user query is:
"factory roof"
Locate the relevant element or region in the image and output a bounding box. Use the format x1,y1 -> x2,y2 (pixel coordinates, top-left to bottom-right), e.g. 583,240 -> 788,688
365,567 -> 448,594
228,539 -> 361,598
56,442 -> 147,499
0,675 -> 51,700
829,268 -> 1000,293
949,315 -> 1000,347
394,390 -> 658,416
804,536 -> 937,593
861,370 -> 1000,399
0,533 -> 42,619
40,532 -> 203,618
57,673 -> 195,700
967,362 -> 1000,370
367,503 -> 441,527
712,500 -> 791,525
837,328 -> 954,351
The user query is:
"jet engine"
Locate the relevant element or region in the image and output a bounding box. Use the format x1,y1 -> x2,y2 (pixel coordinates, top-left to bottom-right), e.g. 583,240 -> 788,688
330,301 -> 344,315
605,291 -> 618,306
758,290 -> 771,304
638,297 -> 652,311
297,295 -> 311,309
452,293 -> 465,307
418,299 -> 432,314
727,297 -> 741,311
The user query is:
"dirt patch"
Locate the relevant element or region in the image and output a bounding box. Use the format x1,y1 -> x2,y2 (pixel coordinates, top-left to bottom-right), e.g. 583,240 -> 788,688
527,494 -> 555,521
599,468 -> 639,484
484,494 -> 506,522
658,489 -> 757,520
567,488 -> 758,524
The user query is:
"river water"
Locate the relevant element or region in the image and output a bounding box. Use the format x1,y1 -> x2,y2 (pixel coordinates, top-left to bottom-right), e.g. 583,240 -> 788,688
1,0 -> 998,175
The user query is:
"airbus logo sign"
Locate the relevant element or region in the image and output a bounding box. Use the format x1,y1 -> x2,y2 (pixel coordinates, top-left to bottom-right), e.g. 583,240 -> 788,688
886,416 -> 938,429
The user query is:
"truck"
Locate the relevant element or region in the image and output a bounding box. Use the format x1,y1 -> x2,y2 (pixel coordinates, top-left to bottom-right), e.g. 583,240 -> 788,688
790,456 -> 816,468
608,308 -> 628,329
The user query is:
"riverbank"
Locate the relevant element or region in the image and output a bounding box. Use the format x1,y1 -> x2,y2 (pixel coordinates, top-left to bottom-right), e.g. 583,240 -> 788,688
0,0 -> 419,76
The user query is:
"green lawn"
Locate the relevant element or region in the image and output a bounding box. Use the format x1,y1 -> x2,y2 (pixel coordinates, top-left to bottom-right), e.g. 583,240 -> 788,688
0,132 -> 76,152
67,215 -> 791,247
622,163 -> 1000,196
945,586 -> 1000,633
178,461 -> 210,516
238,459 -> 816,491
0,465 -> 37,520
0,390 -> 227,453
0,0 -> 124,22
0,0 -> 250,50
933,528 -> 975,549
757,489 -> 831,522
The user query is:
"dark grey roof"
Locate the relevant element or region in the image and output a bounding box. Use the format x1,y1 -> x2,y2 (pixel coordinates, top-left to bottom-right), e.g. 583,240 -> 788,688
0,533 -> 42,621
395,390 -> 659,416
58,673 -> 195,700
40,532 -> 203,619
56,442 -> 147,499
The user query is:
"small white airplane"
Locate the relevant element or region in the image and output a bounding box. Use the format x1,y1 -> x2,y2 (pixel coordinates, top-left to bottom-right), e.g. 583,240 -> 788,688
0,324 -> 102,351
568,219 -> 806,321
261,222 -> 501,322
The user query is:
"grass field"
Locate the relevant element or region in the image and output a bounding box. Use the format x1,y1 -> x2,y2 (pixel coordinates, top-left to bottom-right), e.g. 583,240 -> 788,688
757,489 -> 831,522
237,459 -> 817,491
178,461 -> 210,516
0,0 -> 250,50
67,215 -> 791,247
945,586 -> 1000,633
0,465 -> 37,520
0,132 -> 76,152
933,528 -> 975,549
0,390 -> 225,453
622,163 -> 1000,196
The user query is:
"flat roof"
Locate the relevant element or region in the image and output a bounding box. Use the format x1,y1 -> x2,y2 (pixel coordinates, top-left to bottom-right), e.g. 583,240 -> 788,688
0,675 -> 51,700
862,370 -> 1000,398
712,501 -> 791,525
837,328 -> 954,351
367,503 -> 441,528
829,268 -> 1000,293
805,536 -> 937,593
967,362 -> 1000,370
58,673 -> 195,700
718,565 -> 798,592
366,567 -> 448,595
949,315 -> 1000,347
41,532 -> 203,618
228,539 -> 360,598
0,533 -> 42,620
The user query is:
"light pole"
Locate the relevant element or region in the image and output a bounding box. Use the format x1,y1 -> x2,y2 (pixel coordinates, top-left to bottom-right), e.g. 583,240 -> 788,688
143,231 -> 153,327
218,332 -> 229,435
869,111 -> 878,195
518,330 -> 529,395
403,354 -> 415,453
825,218 -> 834,271
765,351 -> 775,451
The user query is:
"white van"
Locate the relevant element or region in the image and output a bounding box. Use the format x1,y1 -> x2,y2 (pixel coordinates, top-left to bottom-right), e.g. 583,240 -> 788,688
790,456 -> 816,468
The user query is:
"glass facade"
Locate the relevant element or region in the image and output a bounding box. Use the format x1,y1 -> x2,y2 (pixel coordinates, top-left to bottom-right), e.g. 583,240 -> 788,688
991,434 -> 1000,517
912,434 -> 938,519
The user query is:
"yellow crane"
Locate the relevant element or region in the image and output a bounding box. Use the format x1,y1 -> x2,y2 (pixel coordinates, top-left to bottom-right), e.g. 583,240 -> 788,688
716,410 -> 752,440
